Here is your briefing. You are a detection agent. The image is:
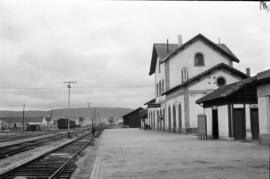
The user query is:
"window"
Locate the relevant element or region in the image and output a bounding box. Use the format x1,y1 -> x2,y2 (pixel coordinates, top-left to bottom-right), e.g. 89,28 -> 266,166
181,67 -> 189,83
216,76 -> 226,87
158,60 -> 161,73
162,79 -> 164,93
156,84 -> 159,97
194,53 -> 204,66
159,81 -> 162,96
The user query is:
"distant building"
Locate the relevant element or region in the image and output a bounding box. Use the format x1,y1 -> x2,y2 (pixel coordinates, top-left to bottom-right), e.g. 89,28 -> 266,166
122,107 -> 146,128
0,116 -> 46,129
196,69 -> 270,145
145,33 -> 248,134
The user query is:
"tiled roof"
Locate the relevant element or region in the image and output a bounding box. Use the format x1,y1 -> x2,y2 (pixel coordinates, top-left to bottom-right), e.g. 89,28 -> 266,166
196,69 -> 270,105
144,98 -> 155,105
162,34 -> 240,64
163,63 -> 248,95
217,43 -> 237,59
154,43 -> 178,60
196,77 -> 256,104
149,43 -> 178,75
122,107 -> 144,118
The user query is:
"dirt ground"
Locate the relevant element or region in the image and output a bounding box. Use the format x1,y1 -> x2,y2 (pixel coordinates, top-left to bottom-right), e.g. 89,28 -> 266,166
96,128 -> 269,179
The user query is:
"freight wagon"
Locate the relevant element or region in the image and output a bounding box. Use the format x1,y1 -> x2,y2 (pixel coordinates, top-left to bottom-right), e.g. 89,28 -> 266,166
57,118 -> 76,129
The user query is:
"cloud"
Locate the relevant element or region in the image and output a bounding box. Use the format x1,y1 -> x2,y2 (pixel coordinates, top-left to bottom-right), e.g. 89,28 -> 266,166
0,1 -> 269,110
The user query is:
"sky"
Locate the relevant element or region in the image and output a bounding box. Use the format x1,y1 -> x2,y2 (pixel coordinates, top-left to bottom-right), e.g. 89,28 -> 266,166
0,1 -> 269,111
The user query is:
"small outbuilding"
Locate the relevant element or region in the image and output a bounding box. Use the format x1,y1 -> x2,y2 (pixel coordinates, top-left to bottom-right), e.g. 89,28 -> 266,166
122,107 -> 146,128
196,69 -> 270,145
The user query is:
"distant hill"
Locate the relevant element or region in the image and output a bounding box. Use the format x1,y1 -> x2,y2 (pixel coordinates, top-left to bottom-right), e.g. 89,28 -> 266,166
0,107 -> 133,125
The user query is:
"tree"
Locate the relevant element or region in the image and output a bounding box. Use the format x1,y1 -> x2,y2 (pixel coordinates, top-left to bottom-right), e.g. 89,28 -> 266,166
107,116 -> 115,125
260,1 -> 269,12
45,117 -> 51,126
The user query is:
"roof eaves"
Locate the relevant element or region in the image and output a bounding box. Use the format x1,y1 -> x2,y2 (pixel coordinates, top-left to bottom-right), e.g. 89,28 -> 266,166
196,76 -> 257,105
122,107 -> 143,118
144,98 -> 155,105
163,63 -> 248,96
161,34 -> 240,64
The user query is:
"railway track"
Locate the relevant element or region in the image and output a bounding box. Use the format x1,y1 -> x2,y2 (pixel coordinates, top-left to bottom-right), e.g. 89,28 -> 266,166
0,127 -> 91,143
0,133 -> 69,160
0,132 -> 49,143
0,129 -> 90,160
0,132 -> 97,179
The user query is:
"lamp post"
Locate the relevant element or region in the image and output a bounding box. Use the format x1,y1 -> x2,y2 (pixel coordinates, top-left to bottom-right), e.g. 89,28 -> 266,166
63,81 -> 77,138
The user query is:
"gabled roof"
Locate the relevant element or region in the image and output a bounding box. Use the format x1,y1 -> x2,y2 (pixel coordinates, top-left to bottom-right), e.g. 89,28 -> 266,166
162,63 -> 248,96
217,43 -> 237,59
162,33 -> 240,64
149,43 -> 178,75
122,107 -> 144,118
144,98 -> 155,105
196,69 -> 270,106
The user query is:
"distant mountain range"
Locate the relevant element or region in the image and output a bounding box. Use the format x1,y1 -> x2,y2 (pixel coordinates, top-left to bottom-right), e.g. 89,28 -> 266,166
0,107 -> 133,124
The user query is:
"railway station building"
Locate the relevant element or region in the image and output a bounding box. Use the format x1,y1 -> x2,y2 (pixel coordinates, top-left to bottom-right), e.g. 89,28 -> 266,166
145,33 -> 249,134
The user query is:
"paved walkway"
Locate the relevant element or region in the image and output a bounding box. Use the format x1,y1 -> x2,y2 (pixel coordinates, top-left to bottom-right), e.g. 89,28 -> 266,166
91,128 -> 269,179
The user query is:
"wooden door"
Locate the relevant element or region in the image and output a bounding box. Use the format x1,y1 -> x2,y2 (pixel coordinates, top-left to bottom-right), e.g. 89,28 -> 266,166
178,104 -> 182,133
250,108 -> 259,140
212,109 -> 219,139
233,108 -> 246,140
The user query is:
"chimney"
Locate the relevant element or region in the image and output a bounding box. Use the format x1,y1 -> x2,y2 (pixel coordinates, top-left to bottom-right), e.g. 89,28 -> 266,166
178,34 -> 182,47
246,68 -> 251,77
166,39 -> 169,54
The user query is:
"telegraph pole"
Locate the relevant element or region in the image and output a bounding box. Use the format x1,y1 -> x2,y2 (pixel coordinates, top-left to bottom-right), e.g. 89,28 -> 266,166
22,104 -> 25,132
63,81 -> 77,138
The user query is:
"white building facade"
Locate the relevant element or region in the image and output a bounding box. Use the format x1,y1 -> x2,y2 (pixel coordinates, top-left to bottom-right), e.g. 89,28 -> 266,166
146,34 -> 248,134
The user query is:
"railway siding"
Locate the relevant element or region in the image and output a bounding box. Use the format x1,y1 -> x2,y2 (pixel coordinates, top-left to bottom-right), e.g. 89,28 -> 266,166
0,132 -> 96,179
0,133 -> 83,175
0,133 -> 55,148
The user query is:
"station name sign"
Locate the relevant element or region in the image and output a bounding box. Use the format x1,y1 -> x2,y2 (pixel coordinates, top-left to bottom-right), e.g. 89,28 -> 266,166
148,103 -> 161,108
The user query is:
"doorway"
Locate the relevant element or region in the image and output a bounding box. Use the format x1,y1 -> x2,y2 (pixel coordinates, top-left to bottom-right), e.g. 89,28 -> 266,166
212,109 -> 219,139
173,105 -> 176,133
233,108 -> 246,140
178,104 -> 182,133
250,108 -> 259,140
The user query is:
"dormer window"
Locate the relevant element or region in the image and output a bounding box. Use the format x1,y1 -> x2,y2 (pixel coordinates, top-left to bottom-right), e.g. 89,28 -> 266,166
194,53 -> 204,66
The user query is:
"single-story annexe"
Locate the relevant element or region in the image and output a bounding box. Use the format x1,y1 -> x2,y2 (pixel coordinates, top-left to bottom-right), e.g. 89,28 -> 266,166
196,69 -> 270,145
122,107 -> 146,128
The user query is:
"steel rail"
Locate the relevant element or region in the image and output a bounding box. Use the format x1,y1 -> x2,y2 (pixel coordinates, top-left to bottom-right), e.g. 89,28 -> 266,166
0,129 -> 89,160
48,135 -> 94,179
0,132 -> 95,178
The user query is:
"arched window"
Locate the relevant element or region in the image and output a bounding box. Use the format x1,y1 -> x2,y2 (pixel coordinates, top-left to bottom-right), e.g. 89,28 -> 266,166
178,104 -> 182,133
162,79 -> 164,93
163,108 -> 165,131
157,111 -> 159,130
168,105 -> 171,132
173,105 -> 176,133
153,111 -> 155,129
158,81 -> 162,96
156,84 -> 159,96
194,53 -> 204,66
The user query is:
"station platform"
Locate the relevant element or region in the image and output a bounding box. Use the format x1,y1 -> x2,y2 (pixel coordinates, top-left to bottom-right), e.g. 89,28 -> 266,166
90,128 -> 269,179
